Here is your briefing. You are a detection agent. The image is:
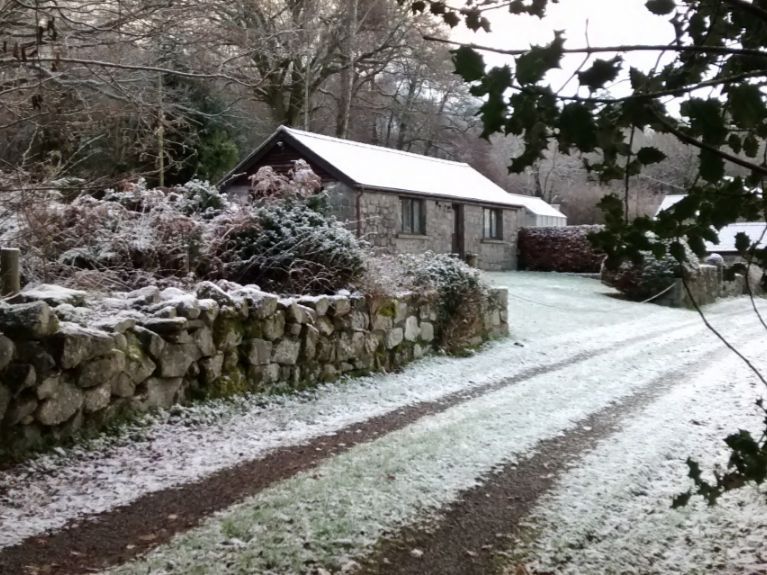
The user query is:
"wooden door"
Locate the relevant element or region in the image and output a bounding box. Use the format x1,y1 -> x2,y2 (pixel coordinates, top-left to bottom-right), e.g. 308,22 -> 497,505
452,204 -> 465,257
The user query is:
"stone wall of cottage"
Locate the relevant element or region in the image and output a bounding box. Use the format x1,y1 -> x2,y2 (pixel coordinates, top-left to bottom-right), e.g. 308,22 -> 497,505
356,190 -> 519,270
0,283 -> 508,456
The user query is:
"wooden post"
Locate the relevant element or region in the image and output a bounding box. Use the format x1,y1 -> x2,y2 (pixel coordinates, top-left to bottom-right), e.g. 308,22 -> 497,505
1,248 -> 20,296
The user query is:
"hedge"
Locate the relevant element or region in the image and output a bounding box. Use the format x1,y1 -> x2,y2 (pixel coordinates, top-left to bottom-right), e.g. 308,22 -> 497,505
518,225 -> 605,273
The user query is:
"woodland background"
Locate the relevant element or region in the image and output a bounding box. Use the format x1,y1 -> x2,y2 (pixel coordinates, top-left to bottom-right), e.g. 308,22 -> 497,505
0,0 -> 710,223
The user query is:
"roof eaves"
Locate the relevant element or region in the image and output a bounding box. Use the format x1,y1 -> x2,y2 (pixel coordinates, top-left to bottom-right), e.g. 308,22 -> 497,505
358,184 -> 526,209
217,125 -> 359,190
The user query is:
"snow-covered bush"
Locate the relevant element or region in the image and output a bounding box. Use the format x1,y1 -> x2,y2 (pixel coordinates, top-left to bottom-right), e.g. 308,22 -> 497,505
398,252 -> 488,350
211,201 -> 366,294
2,163 -> 368,293
602,242 -> 700,302
102,178 -> 229,219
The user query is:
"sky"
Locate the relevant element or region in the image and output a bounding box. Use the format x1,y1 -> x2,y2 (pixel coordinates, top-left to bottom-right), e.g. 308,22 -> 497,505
452,0 -> 678,97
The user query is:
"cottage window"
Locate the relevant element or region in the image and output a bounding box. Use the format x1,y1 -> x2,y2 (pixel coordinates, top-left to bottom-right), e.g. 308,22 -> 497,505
401,197 -> 426,235
483,208 -> 503,240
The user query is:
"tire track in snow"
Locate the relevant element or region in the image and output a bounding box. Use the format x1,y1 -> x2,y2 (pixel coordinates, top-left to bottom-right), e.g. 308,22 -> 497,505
0,312 -> 735,574
0,290 -> 710,549
0,292 -> 734,552
96,320 -> 765,575
352,354 -> 724,575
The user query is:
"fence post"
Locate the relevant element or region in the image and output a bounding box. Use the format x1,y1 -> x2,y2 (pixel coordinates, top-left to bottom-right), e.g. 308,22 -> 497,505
1,247 -> 21,296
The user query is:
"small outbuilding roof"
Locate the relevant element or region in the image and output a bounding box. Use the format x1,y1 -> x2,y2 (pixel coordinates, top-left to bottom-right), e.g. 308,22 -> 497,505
655,194 -> 767,253
223,126 -> 566,219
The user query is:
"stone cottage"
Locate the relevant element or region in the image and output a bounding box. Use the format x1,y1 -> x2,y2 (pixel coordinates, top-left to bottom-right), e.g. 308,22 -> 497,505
220,126 -> 567,270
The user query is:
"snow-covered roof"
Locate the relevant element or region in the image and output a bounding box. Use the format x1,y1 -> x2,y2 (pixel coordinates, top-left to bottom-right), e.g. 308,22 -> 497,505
226,126 -> 566,219
710,222 -> 767,252
654,194 -> 686,216
655,194 -> 767,253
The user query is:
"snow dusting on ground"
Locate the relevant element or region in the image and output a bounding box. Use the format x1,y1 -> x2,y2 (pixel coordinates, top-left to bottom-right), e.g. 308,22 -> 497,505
506,335 -> 767,575
104,286 -> 766,574
2,272 -> 766,575
0,272 -> 719,548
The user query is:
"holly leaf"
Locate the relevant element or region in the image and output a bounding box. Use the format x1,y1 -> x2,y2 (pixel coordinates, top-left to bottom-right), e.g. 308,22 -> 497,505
428,1 -> 446,15
735,232 -> 753,253
442,11 -> 460,27
515,31 -> 565,85
636,146 -> 666,165
646,0 -> 675,15
463,8 -> 491,32
728,133 -> 742,154
743,133 -> 760,157
698,148 -> 725,182
578,57 -> 623,92
728,84 -> 766,129
556,103 -> 598,152
508,0 -> 549,17
680,98 -> 727,145
452,47 -> 485,82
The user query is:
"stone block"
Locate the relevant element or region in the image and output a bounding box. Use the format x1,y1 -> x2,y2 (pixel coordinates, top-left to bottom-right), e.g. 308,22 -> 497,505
4,363 -> 36,391
83,383 -> 111,413
316,316 -> 334,336
316,337 -> 335,363
125,352 -> 156,384
394,301 -> 408,324
332,297 -> 352,317
139,317 -> 188,335
111,373 -> 136,398
132,325 -> 166,361
272,338 -> 301,365
145,377 -> 183,410
287,323 -> 303,337
386,328 -> 404,350
5,393 -> 38,425
0,385 -> 9,423
303,325 -> 319,361
351,311 -> 369,331
245,338 -> 272,366
54,322 -> 114,369
263,311 -> 286,341
200,353 -> 224,384
36,374 -> 60,400
212,317 -> 243,351
192,326 -> 216,357
420,322 -> 435,343
157,343 -> 200,378
0,301 -> 58,339
321,364 -> 337,381
36,382 -> 82,426
78,350 -> 126,388
404,316 -> 420,342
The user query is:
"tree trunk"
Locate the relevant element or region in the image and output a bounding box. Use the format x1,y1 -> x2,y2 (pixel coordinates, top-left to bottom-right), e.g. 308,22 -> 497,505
335,0 -> 357,138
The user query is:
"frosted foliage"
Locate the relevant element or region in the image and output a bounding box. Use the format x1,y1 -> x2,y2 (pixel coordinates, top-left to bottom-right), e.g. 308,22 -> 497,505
0,165 -> 364,293
248,159 -> 322,201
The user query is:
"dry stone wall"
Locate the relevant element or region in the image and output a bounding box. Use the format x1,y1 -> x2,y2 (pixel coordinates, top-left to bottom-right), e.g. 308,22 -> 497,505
0,282 -> 508,456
